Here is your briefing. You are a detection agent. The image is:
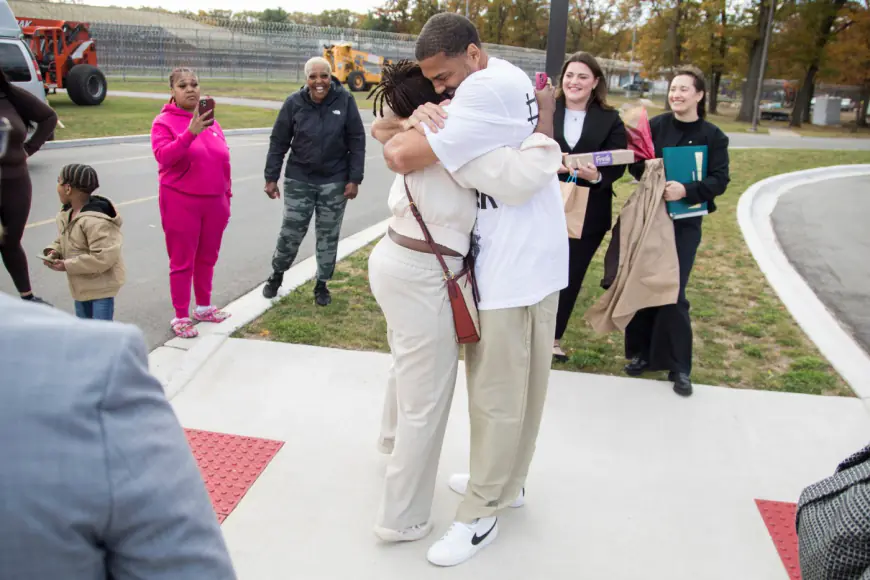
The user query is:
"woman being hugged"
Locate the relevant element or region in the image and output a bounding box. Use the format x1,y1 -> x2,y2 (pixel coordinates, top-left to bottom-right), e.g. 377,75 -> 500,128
368,60 -> 562,544
625,65 -> 730,397
552,52 -> 627,361
151,67 -> 232,339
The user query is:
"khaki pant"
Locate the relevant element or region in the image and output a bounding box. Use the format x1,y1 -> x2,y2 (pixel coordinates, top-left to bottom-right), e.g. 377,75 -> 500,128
457,292 -> 559,523
368,235 -> 464,531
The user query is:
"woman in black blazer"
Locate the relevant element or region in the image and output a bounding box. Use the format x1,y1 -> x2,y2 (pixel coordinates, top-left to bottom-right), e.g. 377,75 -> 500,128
625,65 -> 730,397
553,52 -> 627,361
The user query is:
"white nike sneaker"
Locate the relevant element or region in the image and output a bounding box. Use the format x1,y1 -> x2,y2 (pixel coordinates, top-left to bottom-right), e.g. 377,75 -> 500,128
373,521 -> 433,543
447,473 -> 525,508
427,517 -> 499,567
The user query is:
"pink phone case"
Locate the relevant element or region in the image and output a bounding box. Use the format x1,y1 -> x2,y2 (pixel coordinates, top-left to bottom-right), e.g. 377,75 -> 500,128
535,72 -> 548,90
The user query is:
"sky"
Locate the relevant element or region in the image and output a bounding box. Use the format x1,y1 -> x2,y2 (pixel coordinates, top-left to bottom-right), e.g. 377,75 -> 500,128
83,0 -> 383,13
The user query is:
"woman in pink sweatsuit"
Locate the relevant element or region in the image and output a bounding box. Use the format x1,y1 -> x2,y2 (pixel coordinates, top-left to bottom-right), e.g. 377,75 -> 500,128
151,67 -> 232,338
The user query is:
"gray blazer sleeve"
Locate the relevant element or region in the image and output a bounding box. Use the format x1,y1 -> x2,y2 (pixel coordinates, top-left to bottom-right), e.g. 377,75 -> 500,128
101,330 -> 236,579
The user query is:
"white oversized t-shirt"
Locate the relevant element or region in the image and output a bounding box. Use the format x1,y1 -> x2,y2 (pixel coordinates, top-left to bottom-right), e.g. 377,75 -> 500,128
426,57 -> 569,310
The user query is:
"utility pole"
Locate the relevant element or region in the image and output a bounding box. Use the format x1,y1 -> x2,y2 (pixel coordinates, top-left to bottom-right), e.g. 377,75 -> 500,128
465,0 -> 469,18
750,0 -> 776,132
628,27 -> 636,85
545,0 -> 570,81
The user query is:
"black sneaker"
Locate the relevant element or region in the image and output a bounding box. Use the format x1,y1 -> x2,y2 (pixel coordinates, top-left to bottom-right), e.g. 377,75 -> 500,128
22,295 -> 53,307
624,355 -> 649,377
262,272 -> 283,299
314,281 -> 331,307
669,372 -> 693,397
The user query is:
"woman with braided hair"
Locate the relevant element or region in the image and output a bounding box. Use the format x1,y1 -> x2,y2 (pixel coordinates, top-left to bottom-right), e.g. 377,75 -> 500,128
368,59 -> 562,545
43,164 -> 125,321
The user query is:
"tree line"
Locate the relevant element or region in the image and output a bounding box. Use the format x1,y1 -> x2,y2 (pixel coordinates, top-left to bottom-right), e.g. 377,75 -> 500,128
173,1 -> 870,127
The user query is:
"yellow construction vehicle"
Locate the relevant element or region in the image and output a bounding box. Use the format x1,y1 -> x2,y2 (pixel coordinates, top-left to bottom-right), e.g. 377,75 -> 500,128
322,42 -> 391,92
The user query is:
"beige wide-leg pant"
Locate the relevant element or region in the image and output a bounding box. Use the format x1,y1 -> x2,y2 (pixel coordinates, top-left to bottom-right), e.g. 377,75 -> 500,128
368,235 -> 464,531
456,292 -> 560,523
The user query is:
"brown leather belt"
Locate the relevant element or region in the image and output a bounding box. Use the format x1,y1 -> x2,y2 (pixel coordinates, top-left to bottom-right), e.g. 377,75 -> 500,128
388,228 -> 462,258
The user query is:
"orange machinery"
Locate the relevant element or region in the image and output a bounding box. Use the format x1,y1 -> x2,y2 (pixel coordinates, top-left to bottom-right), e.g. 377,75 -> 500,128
16,17 -> 107,105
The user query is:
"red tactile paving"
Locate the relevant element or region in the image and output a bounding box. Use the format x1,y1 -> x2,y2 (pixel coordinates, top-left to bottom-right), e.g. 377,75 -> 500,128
185,429 -> 284,523
756,499 -> 801,580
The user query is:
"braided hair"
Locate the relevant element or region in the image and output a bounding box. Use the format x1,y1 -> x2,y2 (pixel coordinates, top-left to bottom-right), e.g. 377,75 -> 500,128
60,164 -> 100,194
168,67 -> 197,104
367,59 -> 446,119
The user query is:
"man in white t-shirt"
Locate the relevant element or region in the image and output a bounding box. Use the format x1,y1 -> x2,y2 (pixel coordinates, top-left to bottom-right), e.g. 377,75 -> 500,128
372,13 -> 569,567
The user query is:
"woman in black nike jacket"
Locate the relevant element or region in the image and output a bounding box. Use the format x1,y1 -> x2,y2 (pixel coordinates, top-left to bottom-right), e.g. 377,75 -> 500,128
261,56 -> 367,305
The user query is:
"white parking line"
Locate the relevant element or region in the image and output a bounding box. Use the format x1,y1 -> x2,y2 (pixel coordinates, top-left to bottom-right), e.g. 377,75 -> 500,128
25,195 -> 158,229
87,155 -> 155,166
24,174 -> 266,229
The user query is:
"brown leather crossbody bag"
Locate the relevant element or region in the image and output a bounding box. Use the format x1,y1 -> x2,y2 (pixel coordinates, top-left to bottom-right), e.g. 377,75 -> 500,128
403,177 -> 480,344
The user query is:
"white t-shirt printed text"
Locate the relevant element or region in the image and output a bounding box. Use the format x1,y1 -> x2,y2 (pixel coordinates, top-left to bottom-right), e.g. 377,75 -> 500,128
426,58 -> 569,310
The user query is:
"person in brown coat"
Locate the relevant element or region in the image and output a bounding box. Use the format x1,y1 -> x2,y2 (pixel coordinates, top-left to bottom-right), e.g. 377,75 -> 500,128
624,66 -> 730,397
43,164 -> 125,321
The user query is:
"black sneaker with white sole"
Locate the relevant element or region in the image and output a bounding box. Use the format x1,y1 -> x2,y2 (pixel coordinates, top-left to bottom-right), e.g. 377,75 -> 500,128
427,517 -> 498,567
262,272 -> 283,299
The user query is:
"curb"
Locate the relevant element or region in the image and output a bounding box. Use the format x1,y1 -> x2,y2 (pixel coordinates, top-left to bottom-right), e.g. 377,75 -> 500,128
737,164 -> 870,398
43,127 -> 273,150
149,218 -> 391,400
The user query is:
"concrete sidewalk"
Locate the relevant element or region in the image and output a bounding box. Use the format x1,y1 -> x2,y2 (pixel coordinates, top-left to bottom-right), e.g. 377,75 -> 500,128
170,338 -> 870,579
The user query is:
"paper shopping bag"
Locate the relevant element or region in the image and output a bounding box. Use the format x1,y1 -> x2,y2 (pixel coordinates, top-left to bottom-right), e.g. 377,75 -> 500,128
560,175 -> 590,239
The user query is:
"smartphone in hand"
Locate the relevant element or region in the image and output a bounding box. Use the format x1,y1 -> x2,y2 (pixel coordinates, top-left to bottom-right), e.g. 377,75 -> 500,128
198,96 -> 216,120
37,254 -> 57,263
535,72 -> 549,91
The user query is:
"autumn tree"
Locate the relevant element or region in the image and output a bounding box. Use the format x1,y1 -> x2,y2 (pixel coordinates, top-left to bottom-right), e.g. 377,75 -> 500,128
783,0 -> 850,127
315,9 -> 363,28
736,0 -> 778,123
482,0 -> 513,45
260,8 -> 290,23
825,0 -> 870,126
629,0 -> 690,107
682,0 -> 733,114
566,0 -> 624,57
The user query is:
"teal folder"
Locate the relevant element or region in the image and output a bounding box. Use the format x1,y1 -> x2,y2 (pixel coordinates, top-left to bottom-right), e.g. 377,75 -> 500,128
662,145 -> 709,219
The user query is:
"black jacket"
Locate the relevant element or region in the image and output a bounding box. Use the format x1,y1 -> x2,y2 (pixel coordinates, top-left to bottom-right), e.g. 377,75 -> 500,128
628,112 -> 730,214
264,77 -> 366,185
555,100 -> 627,238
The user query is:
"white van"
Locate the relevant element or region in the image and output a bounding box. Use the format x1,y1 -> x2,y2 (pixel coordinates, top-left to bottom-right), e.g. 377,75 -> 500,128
0,0 -> 49,105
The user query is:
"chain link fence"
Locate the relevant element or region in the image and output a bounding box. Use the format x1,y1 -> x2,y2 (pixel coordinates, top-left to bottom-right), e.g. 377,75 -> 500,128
8,2 -> 636,84
81,18 -> 634,83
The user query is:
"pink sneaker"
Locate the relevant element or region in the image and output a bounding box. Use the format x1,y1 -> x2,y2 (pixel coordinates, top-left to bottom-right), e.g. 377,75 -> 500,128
193,306 -> 230,323
171,317 -> 198,339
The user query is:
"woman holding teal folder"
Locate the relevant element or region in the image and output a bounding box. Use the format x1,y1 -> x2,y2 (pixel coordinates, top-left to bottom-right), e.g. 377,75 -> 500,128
624,65 -> 730,397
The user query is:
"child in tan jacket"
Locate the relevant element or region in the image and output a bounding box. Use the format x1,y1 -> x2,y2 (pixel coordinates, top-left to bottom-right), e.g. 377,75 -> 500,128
43,164 -> 125,321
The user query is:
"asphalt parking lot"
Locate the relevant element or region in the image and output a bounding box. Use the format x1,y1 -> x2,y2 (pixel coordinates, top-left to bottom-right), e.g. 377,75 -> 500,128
1,131 -> 392,349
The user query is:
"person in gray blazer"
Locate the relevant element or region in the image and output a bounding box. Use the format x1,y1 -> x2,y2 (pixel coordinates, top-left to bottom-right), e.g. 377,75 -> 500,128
0,293 -> 237,579
797,443 -> 870,580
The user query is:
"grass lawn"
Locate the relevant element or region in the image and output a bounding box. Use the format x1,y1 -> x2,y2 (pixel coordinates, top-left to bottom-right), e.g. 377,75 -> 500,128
47,93 -> 279,140
236,149 -> 870,397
